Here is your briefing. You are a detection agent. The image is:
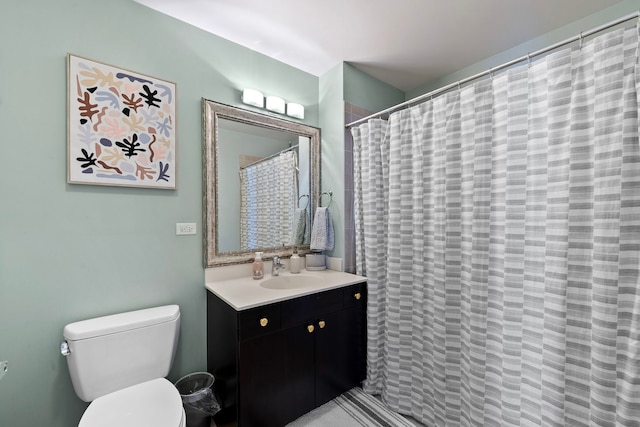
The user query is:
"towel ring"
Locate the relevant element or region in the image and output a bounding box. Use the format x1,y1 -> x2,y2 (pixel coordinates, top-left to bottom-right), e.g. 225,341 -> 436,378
320,191 -> 333,208
298,194 -> 309,210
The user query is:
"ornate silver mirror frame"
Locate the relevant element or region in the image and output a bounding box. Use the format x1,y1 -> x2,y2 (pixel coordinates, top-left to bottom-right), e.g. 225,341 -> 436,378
202,99 -> 321,267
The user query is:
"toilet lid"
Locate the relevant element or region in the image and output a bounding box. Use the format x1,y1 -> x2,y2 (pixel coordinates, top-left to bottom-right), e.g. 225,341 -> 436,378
79,378 -> 185,427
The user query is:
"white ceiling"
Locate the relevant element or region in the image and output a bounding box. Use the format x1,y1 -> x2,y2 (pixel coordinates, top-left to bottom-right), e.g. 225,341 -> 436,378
134,0 -> 621,92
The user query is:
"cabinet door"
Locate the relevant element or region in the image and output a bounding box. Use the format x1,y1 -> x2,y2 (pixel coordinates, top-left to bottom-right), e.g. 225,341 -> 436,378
239,331 -> 288,427
279,322 -> 316,423
346,287 -> 367,388
316,310 -> 357,406
238,325 -> 315,427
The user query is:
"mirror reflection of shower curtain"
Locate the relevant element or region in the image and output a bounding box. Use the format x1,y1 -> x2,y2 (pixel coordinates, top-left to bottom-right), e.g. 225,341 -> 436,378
239,150 -> 297,250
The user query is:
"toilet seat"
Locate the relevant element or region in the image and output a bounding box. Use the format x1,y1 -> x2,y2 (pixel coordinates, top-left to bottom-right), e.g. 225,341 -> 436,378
79,378 -> 185,427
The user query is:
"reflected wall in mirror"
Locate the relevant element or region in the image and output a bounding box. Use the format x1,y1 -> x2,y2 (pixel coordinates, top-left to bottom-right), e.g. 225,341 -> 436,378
203,99 -> 320,267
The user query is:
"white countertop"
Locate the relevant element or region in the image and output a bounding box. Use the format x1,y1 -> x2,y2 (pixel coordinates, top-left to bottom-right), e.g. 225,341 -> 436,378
205,268 -> 366,311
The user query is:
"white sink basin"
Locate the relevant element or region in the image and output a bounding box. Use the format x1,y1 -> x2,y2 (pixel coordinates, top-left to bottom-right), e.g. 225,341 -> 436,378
260,274 -> 325,290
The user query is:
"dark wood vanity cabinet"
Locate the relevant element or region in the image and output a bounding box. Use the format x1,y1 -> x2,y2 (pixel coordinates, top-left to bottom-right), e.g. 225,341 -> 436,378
207,282 -> 367,427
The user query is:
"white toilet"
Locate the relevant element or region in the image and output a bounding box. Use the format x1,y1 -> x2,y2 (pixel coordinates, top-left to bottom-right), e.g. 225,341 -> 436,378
61,305 -> 185,427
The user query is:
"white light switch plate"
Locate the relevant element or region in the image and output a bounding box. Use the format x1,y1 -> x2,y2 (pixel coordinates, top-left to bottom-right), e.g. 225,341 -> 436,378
0,361 -> 7,382
176,223 -> 197,235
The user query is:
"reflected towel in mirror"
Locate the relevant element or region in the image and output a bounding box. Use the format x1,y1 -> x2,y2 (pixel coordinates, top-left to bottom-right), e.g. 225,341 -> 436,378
290,208 -> 307,245
310,207 -> 334,251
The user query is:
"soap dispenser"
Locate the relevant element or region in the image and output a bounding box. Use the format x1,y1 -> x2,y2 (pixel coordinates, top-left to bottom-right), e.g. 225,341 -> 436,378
290,251 -> 301,274
252,252 -> 264,280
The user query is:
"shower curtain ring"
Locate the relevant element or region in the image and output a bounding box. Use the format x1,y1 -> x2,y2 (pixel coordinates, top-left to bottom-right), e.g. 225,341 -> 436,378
579,32 -> 584,49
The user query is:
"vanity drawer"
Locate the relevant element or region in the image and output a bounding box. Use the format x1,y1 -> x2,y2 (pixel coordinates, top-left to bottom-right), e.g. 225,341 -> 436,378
281,288 -> 344,328
343,282 -> 367,308
239,303 -> 281,341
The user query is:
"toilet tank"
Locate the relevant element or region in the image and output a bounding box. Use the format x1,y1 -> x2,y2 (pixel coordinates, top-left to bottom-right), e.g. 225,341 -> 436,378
62,305 -> 180,402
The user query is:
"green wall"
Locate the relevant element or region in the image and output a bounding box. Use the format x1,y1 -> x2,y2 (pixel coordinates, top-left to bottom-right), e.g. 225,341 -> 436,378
343,63 -> 405,113
318,63 -> 346,259
0,1 -> 318,425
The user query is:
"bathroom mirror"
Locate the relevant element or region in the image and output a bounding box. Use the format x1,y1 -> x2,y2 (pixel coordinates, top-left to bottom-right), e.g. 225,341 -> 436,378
203,99 -> 320,267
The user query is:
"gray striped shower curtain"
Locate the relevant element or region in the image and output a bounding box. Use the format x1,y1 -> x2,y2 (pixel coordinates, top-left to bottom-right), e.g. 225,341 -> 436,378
352,23 -> 640,426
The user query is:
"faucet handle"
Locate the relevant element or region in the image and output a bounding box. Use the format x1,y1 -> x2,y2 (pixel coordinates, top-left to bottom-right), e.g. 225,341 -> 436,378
271,256 -> 285,276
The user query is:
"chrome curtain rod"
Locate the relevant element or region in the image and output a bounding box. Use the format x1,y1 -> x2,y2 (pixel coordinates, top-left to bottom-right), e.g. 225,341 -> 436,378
240,144 -> 298,170
346,11 -> 640,129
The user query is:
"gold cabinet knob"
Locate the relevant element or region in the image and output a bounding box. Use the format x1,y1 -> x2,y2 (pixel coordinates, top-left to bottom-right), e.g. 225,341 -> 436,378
307,324 -> 315,333
354,292 -> 362,300
259,317 -> 269,327
318,320 -> 326,329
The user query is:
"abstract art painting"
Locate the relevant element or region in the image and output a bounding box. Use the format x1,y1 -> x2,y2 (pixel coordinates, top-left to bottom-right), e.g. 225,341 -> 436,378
67,54 -> 176,189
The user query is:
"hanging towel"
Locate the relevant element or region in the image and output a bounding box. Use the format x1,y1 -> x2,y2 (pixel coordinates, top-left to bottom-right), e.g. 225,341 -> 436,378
290,208 -> 307,246
310,207 -> 334,251
303,208 -> 311,245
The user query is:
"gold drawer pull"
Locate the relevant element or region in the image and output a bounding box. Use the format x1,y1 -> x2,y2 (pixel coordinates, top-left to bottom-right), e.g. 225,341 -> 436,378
259,317 -> 269,327
318,320 -> 326,329
354,292 -> 362,300
307,324 -> 315,333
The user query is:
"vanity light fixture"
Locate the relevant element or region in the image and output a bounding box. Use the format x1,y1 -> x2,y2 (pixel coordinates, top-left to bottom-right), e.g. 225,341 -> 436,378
242,88 -> 305,120
242,89 -> 264,108
266,96 -> 286,114
287,102 -> 305,120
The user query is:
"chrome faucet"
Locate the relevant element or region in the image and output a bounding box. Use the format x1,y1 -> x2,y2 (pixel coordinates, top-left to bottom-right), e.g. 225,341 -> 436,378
272,256 -> 286,276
